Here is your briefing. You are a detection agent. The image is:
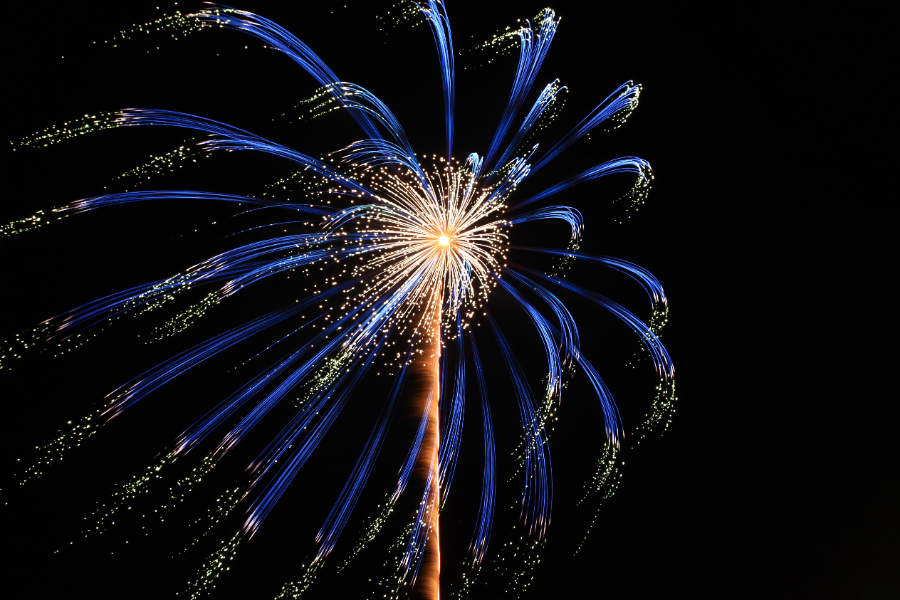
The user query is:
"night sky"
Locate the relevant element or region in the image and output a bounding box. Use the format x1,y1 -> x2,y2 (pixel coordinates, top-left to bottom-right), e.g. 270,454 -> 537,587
4,2 -> 895,599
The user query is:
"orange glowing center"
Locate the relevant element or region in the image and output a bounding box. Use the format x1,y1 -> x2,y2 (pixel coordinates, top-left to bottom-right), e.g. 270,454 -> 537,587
438,235 -> 450,246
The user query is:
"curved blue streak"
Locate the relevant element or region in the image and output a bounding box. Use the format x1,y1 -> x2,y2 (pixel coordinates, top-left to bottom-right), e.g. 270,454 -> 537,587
438,319 -> 465,502
501,269 -> 624,449
521,267 -> 674,379
511,156 -> 651,210
199,7 -> 387,143
507,206 -> 583,242
103,294 -> 337,419
45,244 -> 322,340
530,82 -> 641,174
173,296 -> 354,454
186,294 -> 372,458
215,293 -> 387,460
247,332 -> 391,483
340,139 -> 435,199
490,79 -> 565,174
486,312 -> 552,538
419,0 -> 455,160
573,351 -> 623,447
244,333 -> 390,537
243,282 -> 418,482
512,247 -> 667,307
495,277 -> 563,402
483,9 -> 559,171
66,190 -> 335,216
502,268 -> 580,367
467,332 -> 495,563
116,109 -> 375,198
314,348 -> 413,560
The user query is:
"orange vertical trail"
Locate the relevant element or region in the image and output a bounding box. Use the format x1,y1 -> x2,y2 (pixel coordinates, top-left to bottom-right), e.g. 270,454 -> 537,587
413,287 -> 442,600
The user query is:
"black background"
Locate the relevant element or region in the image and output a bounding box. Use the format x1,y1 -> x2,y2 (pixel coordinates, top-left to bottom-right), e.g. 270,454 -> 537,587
3,2 -> 895,599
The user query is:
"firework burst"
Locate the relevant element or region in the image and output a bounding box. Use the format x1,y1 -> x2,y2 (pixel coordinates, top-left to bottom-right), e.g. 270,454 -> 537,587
5,2 -> 675,597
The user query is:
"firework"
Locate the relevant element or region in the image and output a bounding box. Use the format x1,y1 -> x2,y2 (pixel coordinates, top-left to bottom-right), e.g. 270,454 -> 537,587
5,2 -> 675,597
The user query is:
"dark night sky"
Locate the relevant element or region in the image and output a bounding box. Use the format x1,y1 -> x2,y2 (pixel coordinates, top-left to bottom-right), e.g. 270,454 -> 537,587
4,2 -> 895,599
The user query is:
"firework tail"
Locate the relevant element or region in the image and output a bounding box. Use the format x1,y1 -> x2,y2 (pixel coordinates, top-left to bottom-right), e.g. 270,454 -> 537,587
413,286 -> 442,599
